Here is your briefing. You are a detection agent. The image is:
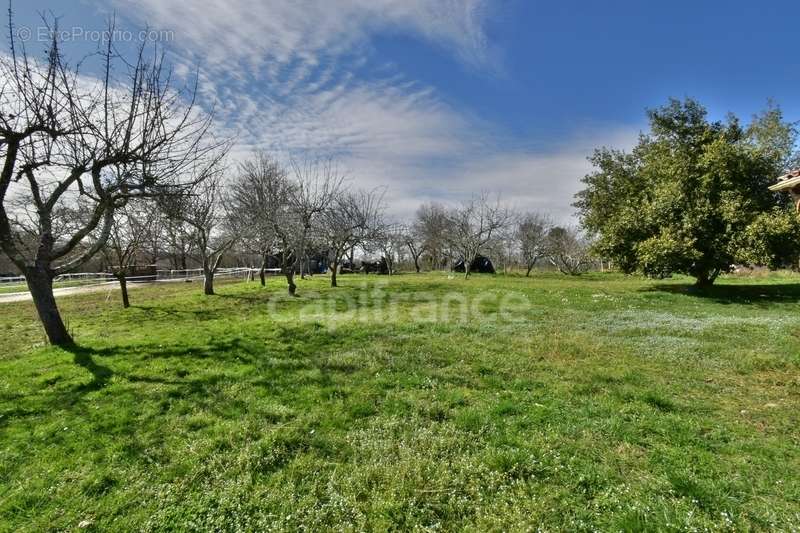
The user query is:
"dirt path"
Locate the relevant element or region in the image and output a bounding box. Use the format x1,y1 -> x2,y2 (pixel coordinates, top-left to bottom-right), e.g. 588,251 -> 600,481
0,281 -> 154,304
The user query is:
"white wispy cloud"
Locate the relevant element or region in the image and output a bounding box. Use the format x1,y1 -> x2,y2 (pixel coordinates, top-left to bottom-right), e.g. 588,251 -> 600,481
94,0 -> 635,224
104,0 -> 491,69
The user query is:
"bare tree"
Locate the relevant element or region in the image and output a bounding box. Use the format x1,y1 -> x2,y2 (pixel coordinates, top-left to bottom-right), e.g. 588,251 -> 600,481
370,221 -> 404,275
486,229 -> 515,274
258,160 -> 300,295
444,194 -> 512,278
400,224 -> 425,273
240,153 -> 342,296
547,226 -> 592,275
165,172 -> 236,295
99,202 -> 157,308
288,158 -> 344,282
516,212 -> 551,276
140,207 -> 166,267
227,155 -> 282,287
414,202 -> 448,270
163,216 -> 195,271
0,15 -> 222,344
318,188 -> 382,287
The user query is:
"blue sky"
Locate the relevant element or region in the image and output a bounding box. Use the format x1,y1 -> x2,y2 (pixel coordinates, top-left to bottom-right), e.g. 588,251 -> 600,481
5,1 -> 800,221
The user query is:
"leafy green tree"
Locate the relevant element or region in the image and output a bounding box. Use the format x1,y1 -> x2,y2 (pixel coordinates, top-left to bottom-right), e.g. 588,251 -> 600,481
735,208 -> 800,269
575,98 -> 797,286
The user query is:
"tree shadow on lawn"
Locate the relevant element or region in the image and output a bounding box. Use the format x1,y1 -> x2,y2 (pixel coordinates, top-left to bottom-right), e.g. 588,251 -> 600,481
216,292 -> 273,303
49,322 -> 360,404
1,324 -> 354,429
68,344 -> 114,393
641,281 -> 800,307
0,321 -> 389,492
130,304 -> 223,321
0,344 -> 118,429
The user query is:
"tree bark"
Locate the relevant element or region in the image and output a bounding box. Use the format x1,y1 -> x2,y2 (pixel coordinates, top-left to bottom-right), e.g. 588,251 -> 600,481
203,262 -> 215,295
413,256 -> 421,273
204,273 -> 214,295
331,259 -> 339,287
116,273 -> 130,308
286,271 -> 296,296
259,254 -> 267,287
25,265 -> 72,345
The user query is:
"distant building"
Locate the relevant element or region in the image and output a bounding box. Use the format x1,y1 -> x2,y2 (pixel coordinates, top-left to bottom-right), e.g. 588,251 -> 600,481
768,169 -> 800,211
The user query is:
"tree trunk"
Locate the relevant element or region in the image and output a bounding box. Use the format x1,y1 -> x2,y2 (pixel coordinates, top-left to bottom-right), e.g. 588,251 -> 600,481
203,263 -> 215,295
526,263 -> 533,277
331,260 -> 339,287
117,273 -> 130,308
259,254 -> 267,287
26,265 -> 73,345
694,271 -> 715,288
413,256 -> 420,273
286,271 -> 297,296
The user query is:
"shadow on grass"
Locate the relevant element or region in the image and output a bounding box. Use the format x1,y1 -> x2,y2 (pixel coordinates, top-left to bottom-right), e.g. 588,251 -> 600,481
54,322 -> 356,397
65,344 -> 114,393
641,282 -> 800,306
130,304 -> 223,321
216,292 -> 275,303
53,336 -> 260,404
0,319 -> 374,445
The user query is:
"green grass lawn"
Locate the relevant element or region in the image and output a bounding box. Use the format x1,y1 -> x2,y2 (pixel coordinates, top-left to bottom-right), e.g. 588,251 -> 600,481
1,272 -> 799,531
0,284 -> 27,295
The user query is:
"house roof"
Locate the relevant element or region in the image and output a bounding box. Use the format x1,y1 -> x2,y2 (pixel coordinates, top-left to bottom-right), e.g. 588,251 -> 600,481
768,169 -> 800,192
